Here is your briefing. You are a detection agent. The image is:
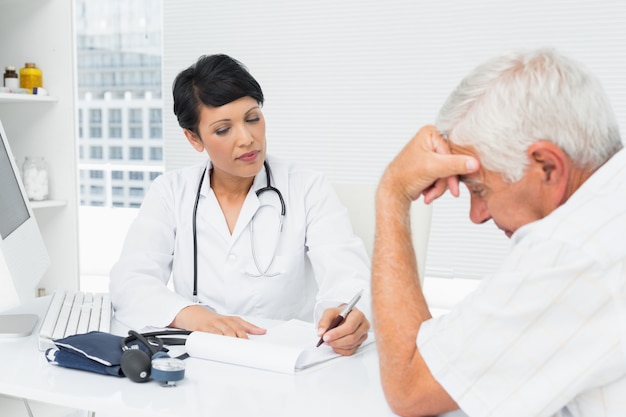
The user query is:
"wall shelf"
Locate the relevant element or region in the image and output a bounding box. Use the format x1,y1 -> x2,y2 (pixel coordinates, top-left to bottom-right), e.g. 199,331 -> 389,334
30,200 -> 67,209
0,92 -> 58,103
0,0 -> 80,293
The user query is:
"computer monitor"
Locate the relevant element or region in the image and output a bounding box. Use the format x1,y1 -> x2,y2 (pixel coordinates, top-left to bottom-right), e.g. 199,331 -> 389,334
0,119 -> 50,337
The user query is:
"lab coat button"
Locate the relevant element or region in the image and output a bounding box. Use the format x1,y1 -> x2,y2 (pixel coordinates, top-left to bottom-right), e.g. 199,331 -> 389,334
228,254 -> 237,263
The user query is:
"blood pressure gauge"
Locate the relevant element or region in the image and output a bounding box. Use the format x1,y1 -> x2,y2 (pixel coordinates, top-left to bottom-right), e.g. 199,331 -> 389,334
151,356 -> 186,387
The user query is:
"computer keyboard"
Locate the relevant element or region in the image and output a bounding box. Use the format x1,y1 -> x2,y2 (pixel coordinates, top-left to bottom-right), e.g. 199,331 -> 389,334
38,289 -> 112,351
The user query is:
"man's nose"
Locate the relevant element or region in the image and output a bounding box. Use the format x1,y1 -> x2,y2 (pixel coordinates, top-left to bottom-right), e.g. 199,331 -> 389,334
469,195 -> 491,224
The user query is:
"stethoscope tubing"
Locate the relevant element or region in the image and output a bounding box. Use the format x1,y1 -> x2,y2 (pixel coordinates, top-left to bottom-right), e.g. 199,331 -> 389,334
191,160 -> 285,302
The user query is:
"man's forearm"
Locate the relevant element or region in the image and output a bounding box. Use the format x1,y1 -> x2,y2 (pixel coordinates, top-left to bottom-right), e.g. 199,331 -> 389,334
371,183 -> 432,404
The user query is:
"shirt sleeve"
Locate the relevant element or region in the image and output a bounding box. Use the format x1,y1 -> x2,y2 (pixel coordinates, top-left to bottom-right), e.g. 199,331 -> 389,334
109,174 -> 194,329
417,235 -> 625,417
299,172 -> 372,322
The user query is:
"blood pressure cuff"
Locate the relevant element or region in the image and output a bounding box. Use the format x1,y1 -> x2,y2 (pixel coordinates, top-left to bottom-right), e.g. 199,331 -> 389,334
45,331 -> 146,377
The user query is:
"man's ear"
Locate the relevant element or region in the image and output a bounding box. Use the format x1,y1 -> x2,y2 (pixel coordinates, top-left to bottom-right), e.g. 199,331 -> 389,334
527,141 -> 569,200
528,141 -> 572,209
183,129 -> 205,153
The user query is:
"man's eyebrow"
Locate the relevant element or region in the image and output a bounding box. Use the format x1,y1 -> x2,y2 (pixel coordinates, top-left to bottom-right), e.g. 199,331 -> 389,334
458,175 -> 482,186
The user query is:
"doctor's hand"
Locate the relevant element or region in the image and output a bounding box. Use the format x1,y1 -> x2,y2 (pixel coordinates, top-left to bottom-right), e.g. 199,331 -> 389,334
379,125 -> 480,205
170,305 -> 267,339
317,307 -> 369,356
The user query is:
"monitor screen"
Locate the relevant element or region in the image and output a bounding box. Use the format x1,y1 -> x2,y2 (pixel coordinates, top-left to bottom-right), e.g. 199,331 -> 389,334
0,119 -> 50,314
0,128 -> 30,239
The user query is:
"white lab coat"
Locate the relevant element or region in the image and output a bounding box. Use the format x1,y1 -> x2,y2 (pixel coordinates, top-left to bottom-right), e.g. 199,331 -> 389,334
109,156 -> 371,329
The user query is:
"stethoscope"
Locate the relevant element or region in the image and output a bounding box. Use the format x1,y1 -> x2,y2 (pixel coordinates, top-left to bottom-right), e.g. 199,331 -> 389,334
192,160 -> 286,302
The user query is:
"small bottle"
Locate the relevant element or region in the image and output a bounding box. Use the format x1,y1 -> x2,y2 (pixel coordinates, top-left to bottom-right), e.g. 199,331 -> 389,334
22,157 -> 49,201
3,66 -> 19,89
19,62 -> 43,93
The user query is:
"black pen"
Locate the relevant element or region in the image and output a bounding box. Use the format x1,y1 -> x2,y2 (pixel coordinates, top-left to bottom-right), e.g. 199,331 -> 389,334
316,289 -> 363,348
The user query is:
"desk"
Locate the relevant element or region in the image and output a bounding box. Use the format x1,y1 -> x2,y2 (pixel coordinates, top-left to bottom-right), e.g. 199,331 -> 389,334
0,296 -> 395,417
0,297 -> 468,417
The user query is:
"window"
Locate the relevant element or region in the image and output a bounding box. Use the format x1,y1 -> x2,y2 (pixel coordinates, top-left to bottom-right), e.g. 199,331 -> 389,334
129,108 -> 142,123
89,109 -> 102,123
89,146 -> 103,159
109,146 -> 123,160
129,147 -> 143,160
149,108 -> 161,123
149,147 -> 163,161
90,185 -> 105,195
129,171 -> 144,181
74,0 -> 167,292
78,109 -> 84,138
109,109 -> 122,123
128,108 -> 143,138
109,127 -> 122,138
89,127 -> 102,138
129,187 -> 144,197
89,170 -> 104,179
77,0 -> 164,212
108,109 -> 123,138
129,127 -> 143,138
150,126 -> 162,139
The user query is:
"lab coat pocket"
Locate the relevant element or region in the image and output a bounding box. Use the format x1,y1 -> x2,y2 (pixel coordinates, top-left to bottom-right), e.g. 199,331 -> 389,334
243,250 -> 308,319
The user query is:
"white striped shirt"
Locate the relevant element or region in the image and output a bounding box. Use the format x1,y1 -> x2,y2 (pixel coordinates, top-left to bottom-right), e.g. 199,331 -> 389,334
418,148 -> 626,417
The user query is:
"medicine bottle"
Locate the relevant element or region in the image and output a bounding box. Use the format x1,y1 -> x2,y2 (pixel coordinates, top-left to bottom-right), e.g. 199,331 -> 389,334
19,62 -> 43,93
3,66 -> 19,88
22,157 -> 49,201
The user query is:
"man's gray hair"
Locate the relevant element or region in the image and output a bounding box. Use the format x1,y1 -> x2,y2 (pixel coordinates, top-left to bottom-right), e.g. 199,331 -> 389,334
436,48 -> 622,182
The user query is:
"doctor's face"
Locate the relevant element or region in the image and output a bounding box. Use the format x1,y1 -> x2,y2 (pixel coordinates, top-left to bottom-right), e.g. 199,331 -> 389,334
187,96 -> 267,181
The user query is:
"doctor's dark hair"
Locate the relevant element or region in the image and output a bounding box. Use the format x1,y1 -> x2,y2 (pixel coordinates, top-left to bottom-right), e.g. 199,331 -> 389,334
172,54 -> 265,135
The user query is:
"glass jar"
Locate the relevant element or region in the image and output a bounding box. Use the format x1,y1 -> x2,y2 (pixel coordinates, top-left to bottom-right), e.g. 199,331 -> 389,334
22,157 -> 49,201
19,62 -> 43,93
3,66 -> 19,88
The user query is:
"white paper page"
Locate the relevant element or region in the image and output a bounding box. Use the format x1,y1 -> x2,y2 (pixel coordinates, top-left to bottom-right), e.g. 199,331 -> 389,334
252,319 -> 341,370
186,319 -> 375,374
186,330 -> 303,374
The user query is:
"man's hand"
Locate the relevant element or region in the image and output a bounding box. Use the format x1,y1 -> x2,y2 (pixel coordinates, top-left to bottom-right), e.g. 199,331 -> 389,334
170,305 -> 267,338
317,307 -> 370,356
379,125 -> 479,204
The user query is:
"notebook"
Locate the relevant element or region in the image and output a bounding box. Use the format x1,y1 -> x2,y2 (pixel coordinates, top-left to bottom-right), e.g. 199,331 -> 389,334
185,319 -> 375,374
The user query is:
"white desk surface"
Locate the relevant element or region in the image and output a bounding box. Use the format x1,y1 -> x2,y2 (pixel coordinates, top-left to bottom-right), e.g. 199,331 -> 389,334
0,296 -> 468,417
0,296 -> 396,417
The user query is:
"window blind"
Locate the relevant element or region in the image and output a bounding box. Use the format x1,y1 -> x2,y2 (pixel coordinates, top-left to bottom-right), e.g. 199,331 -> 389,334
163,0 -> 626,280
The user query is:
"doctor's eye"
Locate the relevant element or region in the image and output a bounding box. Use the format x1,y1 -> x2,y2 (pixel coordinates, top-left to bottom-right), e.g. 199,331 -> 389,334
215,126 -> 230,136
246,115 -> 260,123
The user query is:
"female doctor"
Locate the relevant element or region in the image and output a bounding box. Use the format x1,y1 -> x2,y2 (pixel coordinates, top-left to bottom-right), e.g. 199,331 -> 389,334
109,54 -> 371,355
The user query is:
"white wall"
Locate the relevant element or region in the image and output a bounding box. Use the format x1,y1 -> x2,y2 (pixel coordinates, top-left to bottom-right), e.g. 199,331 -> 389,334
79,206 -> 137,294
162,0 -> 626,283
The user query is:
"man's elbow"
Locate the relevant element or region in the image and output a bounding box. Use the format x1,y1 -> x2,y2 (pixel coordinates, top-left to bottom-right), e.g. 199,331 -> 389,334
381,372 -> 456,417
382,379 -> 429,416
